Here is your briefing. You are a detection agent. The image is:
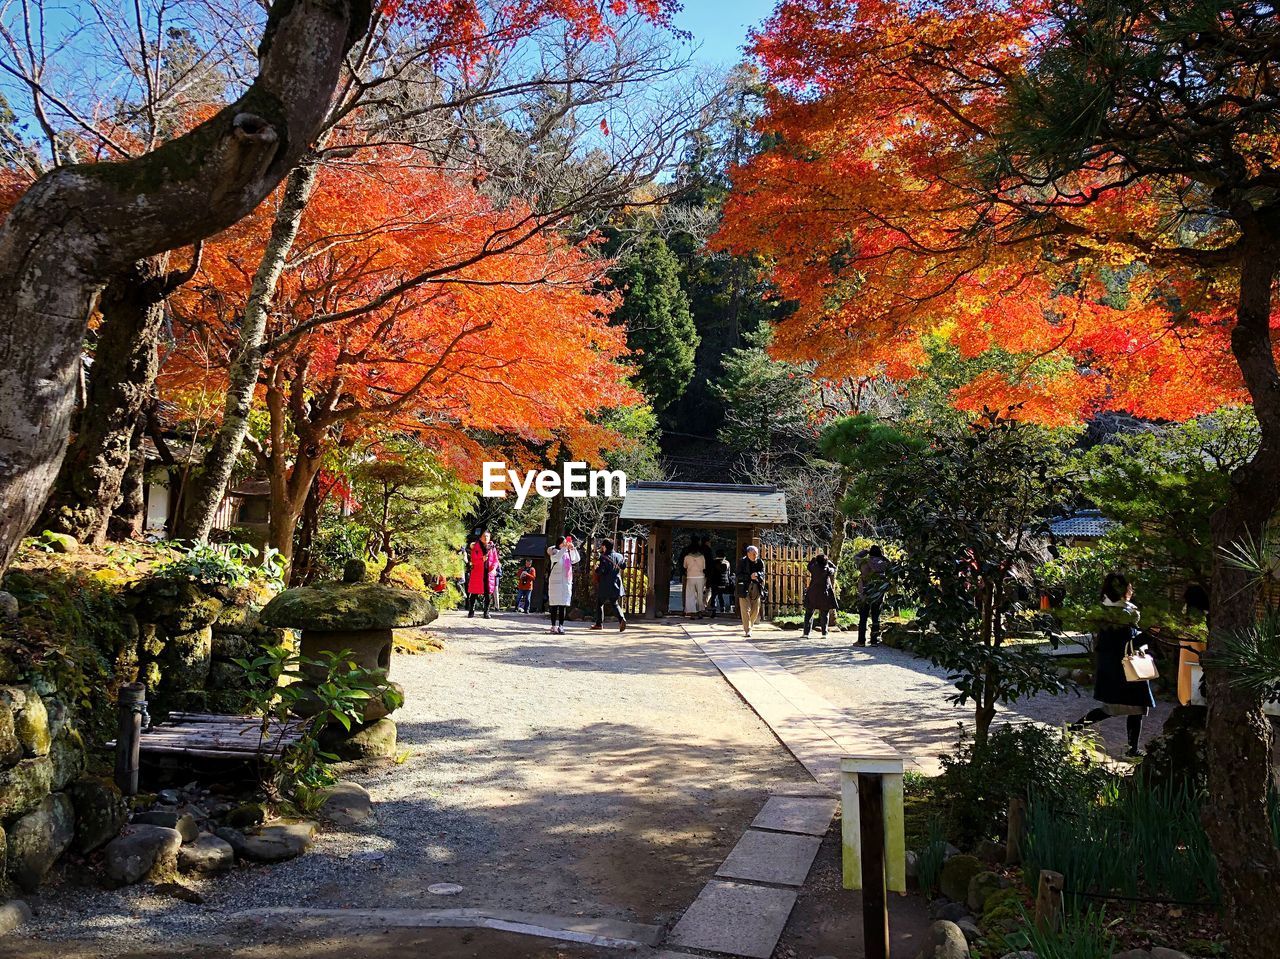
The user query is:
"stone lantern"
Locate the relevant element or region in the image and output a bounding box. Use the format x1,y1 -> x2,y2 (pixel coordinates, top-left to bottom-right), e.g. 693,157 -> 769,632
258,564 -> 437,745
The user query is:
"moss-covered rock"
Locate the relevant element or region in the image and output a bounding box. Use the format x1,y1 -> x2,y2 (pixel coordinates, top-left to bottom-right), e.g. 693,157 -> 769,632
68,776 -> 127,854
39,531 -> 79,554
49,728 -> 85,791
0,687 -> 50,757
940,853 -> 984,902
5,792 -> 74,891
967,869 -> 1004,911
323,717 -> 398,761
261,583 -> 437,631
156,626 -> 213,691
0,757 -> 53,820
128,579 -> 225,634
0,707 -> 20,767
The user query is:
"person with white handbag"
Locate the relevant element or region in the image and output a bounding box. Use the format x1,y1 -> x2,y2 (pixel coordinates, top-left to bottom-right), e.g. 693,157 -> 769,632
1069,572 -> 1157,758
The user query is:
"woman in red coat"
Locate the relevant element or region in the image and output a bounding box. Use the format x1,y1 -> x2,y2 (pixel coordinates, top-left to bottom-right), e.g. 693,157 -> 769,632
467,530 -> 499,619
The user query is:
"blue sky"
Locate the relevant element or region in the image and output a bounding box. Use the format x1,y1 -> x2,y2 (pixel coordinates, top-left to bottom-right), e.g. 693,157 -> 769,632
671,0 -> 779,68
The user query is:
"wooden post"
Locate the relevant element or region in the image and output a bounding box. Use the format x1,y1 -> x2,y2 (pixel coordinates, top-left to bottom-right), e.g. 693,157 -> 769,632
1006,796 -> 1026,865
1034,869 -> 1064,933
115,682 -> 146,796
858,772 -> 890,959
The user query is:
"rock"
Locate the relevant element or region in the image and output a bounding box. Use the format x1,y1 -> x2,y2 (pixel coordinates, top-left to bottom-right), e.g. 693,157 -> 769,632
1113,951 -> 1154,959
913,919 -> 970,959
905,849 -> 920,880
228,821 -> 316,864
320,781 -> 373,826
132,811 -> 199,844
0,687 -> 50,757
68,777 -> 128,854
956,917 -> 982,943
343,559 -> 370,583
157,626 -> 213,691
981,887 -> 1023,920
1150,950 -> 1192,959
974,838 -> 1006,864
0,758 -> 53,820
997,953 -> 1037,959
6,793 -> 75,891
157,788 -> 182,805
0,705 -> 20,767
0,899 -> 32,936
40,531 -> 78,554
153,880 -> 206,904
261,582 -> 437,632
934,901 -> 971,923
129,579 -> 225,634
939,854 -> 984,903
0,592 -> 18,622
177,834 -> 234,875
49,729 -> 85,791
943,843 -> 961,859
1140,705 -> 1208,794
104,825 -> 183,886
326,718 -> 398,761
225,802 -> 266,830
967,870 -> 1004,912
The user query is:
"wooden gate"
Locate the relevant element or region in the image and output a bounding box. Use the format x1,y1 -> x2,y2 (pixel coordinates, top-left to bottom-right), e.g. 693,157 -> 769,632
761,543 -> 812,617
620,535 -> 649,617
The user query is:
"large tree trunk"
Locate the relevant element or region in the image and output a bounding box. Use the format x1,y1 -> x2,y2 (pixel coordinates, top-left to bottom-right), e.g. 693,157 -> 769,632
1205,220 -> 1280,959
39,254 -> 195,546
107,441 -> 147,542
0,0 -> 371,573
175,163 -> 319,542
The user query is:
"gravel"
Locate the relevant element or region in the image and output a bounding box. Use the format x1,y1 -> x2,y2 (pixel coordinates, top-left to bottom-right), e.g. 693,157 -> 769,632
15,612 -> 809,952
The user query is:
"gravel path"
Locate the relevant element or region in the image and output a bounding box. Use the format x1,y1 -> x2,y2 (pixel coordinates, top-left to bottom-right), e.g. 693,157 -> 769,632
746,629 -> 1174,774
14,612 -> 810,954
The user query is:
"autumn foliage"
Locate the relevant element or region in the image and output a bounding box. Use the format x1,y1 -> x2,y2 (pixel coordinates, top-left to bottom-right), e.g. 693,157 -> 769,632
162,156 -> 635,555
717,0 -> 1273,426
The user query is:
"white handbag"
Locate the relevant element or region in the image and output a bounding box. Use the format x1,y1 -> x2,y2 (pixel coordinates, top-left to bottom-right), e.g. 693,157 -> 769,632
1123,641 -> 1158,682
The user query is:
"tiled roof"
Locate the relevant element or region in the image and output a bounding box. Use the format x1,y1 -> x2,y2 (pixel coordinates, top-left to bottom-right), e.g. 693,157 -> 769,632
619,481 -> 788,527
1050,510 -> 1114,538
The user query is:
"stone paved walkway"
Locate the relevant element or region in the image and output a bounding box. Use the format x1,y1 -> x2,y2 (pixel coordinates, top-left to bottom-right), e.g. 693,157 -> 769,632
747,629 -> 1174,773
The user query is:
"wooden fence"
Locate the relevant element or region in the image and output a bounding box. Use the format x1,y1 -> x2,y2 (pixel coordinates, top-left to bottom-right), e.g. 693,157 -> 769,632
761,542 -> 815,617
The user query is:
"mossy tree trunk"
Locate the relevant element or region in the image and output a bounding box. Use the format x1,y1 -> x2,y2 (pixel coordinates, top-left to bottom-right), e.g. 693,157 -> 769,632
38,253 -> 197,546
0,0 -> 372,573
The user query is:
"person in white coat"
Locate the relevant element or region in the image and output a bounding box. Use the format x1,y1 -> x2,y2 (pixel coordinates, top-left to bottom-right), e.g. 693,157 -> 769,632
683,547 -> 707,616
546,534 -> 581,634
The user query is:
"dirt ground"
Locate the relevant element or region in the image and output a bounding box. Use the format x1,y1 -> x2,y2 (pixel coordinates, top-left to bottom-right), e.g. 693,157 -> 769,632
772,823 -> 933,959
0,926 -> 623,959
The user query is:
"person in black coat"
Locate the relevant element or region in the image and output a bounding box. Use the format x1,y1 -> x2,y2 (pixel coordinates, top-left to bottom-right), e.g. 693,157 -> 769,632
591,539 -> 628,632
803,552 -> 838,637
736,546 -> 766,637
709,549 -> 734,617
1070,572 -> 1156,758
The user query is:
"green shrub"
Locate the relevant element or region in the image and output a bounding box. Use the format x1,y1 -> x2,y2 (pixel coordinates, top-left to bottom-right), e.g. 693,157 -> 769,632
935,722 -> 1113,849
154,542 -> 283,590
915,816 -> 947,897
1001,904 -> 1117,959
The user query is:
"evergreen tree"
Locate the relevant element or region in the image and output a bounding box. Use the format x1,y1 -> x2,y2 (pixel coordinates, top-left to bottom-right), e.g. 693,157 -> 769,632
611,234 -> 698,414
711,325 -> 819,455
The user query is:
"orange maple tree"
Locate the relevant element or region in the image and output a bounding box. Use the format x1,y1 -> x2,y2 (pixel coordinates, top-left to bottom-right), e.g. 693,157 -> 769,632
163,156 -> 634,565
719,1 -> 1280,951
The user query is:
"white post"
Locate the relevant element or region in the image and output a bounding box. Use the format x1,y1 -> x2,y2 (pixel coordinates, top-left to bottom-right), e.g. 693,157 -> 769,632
840,756 -> 906,893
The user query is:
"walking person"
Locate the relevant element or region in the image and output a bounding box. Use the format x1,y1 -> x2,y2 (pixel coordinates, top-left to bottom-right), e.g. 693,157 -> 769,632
737,545 -> 765,637
1071,573 -> 1156,758
803,551 -> 838,637
591,539 -> 629,632
515,558 -> 536,613
709,549 -> 734,617
546,534 -> 580,634
699,535 -> 716,609
466,530 -> 499,618
856,544 -> 890,646
683,541 -> 707,617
